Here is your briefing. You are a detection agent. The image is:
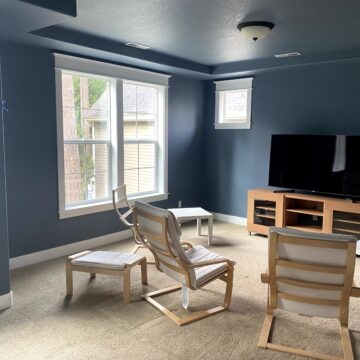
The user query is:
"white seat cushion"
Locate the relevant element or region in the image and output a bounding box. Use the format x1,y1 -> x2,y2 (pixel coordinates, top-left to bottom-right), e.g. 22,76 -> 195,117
71,251 -> 141,270
186,246 -> 231,288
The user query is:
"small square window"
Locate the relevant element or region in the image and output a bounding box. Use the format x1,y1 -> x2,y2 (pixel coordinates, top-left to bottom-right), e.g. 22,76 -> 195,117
214,78 -> 253,129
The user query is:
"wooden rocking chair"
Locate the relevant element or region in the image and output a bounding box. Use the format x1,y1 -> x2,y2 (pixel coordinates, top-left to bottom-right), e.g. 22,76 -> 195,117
133,200 -> 234,326
258,227 -> 360,360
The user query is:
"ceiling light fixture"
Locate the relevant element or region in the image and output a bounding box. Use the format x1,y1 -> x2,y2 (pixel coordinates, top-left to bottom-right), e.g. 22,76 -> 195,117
125,42 -> 151,50
237,21 -> 274,41
274,52 -> 301,58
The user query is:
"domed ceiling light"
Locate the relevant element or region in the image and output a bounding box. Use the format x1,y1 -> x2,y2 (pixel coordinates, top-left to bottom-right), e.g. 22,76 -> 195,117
237,21 -> 274,41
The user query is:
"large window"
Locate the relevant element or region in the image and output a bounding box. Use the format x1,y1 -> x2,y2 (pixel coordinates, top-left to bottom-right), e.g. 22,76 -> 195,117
55,54 -> 169,218
214,78 -> 253,129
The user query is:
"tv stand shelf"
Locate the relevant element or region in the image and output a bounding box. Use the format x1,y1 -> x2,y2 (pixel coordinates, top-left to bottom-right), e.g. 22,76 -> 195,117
333,228 -> 360,235
286,225 -> 323,233
247,189 -> 360,255
255,214 -> 276,219
286,208 -> 323,216
255,206 -> 275,211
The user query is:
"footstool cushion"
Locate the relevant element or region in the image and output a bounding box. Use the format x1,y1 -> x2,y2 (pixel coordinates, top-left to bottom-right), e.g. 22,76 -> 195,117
71,251 -> 142,270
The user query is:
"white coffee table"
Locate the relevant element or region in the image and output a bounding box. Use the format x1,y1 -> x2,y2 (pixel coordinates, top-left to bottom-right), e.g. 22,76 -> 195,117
168,207 -> 213,246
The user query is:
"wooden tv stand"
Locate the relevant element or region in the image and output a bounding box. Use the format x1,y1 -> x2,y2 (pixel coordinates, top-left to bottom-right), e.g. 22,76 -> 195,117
247,189 -> 360,247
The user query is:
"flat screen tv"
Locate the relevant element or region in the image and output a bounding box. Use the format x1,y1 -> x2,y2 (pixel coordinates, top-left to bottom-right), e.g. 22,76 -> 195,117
268,134 -> 360,199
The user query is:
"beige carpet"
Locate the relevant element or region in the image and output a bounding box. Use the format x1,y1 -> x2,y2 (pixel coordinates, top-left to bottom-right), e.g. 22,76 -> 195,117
0,222 -> 360,360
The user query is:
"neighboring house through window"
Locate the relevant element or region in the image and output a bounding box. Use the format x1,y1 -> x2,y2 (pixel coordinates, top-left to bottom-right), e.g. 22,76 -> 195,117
214,77 -> 253,129
55,54 -> 169,218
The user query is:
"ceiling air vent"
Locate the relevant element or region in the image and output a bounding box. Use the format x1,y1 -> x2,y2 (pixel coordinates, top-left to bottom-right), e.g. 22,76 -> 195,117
125,42 -> 151,50
274,52 -> 301,58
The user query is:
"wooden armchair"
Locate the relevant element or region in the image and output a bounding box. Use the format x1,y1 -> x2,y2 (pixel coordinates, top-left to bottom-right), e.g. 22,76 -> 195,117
258,227 -> 360,360
133,201 -> 235,326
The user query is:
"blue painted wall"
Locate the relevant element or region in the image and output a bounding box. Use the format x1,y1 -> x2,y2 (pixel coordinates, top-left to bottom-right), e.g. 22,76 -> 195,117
0,42 -> 204,257
4,38 -> 360,266
0,75 -> 10,296
203,62 -> 360,218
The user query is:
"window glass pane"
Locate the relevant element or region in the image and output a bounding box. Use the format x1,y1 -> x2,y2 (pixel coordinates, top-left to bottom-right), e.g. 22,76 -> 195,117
123,83 -> 137,113
137,121 -> 155,139
136,85 -> 157,116
123,82 -> 137,140
139,143 -> 155,168
124,169 -> 138,195
137,85 -> 157,140
124,142 -> 156,195
123,82 -> 157,141
62,110 -> 79,141
62,73 -> 110,140
92,171 -> 108,200
224,90 -> 247,123
62,73 -> 80,109
139,168 -> 155,193
65,173 -> 86,204
124,143 -> 138,170
64,143 -> 109,205
64,144 -> 85,175
124,119 -> 137,140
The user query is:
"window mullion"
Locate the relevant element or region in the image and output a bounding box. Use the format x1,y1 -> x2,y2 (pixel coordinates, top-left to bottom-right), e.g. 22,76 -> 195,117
113,79 -> 124,189
56,68 -> 66,213
123,139 -> 156,144
135,85 -> 140,193
64,139 -> 110,144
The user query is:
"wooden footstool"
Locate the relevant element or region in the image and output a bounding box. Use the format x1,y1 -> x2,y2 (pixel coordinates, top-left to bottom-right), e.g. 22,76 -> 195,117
66,250 -> 147,304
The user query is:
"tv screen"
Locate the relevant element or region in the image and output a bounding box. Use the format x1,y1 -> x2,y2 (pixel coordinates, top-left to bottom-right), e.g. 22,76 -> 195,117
268,135 -> 360,199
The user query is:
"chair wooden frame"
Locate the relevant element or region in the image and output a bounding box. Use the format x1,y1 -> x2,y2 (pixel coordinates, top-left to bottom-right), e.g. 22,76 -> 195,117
112,185 -> 155,264
66,251 -> 148,304
134,205 -> 234,326
258,231 -> 360,360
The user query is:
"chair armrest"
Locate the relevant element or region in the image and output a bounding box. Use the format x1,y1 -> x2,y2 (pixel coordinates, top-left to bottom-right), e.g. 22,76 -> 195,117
187,258 -> 233,269
261,272 -> 269,284
180,241 -> 193,250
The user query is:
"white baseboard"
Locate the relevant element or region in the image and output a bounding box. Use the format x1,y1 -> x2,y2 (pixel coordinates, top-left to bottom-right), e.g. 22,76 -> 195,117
0,291 -> 13,311
213,212 -> 247,226
10,229 -> 132,270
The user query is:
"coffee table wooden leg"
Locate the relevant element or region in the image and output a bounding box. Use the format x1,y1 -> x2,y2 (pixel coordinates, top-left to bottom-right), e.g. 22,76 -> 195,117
140,258 -> 148,285
208,216 -> 213,246
66,263 -> 73,296
197,218 -> 202,236
123,268 -> 131,304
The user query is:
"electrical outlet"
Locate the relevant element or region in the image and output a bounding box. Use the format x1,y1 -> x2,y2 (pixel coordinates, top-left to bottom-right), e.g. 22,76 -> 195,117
178,200 -> 182,208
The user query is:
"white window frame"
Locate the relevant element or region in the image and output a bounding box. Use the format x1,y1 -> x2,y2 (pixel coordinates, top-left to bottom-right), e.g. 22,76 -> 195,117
55,54 -> 170,219
214,77 -> 253,129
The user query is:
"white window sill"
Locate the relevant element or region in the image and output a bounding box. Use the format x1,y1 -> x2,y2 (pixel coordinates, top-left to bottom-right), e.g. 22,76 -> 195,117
59,192 -> 169,219
214,122 -> 251,130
